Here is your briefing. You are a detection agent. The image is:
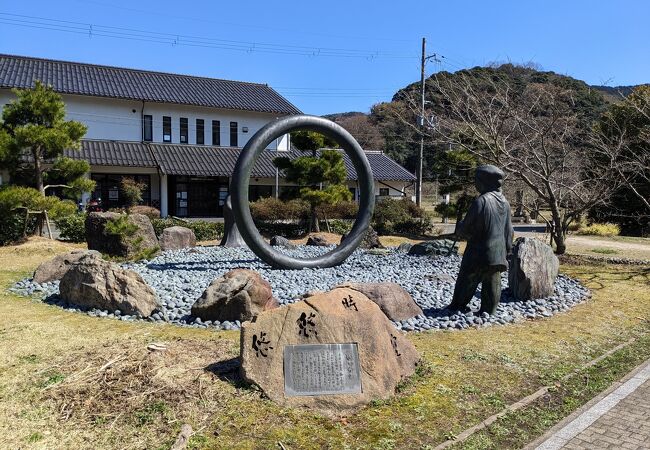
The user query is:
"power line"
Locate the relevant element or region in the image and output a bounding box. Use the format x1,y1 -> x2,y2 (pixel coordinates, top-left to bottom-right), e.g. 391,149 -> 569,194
75,0 -> 415,44
0,13 -> 419,60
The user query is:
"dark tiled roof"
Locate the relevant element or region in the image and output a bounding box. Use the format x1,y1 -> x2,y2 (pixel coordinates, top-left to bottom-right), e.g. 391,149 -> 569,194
67,140 -> 415,182
0,54 -> 301,115
291,149 -> 416,182
152,144 -> 278,178
64,140 -> 157,167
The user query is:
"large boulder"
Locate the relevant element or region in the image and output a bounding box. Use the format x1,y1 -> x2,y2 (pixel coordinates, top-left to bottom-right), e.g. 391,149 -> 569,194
508,237 -> 559,300
32,249 -> 101,284
59,254 -> 158,317
159,226 -> 196,251
85,212 -> 159,258
306,234 -> 329,247
408,239 -> 458,256
240,287 -> 420,414
270,235 -> 296,249
340,225 -> 384,249
191,269 -> 278,322
336,282 -> 423,321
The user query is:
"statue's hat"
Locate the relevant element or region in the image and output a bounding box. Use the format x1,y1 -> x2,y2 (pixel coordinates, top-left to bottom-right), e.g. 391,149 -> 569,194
475,165 -> 504,191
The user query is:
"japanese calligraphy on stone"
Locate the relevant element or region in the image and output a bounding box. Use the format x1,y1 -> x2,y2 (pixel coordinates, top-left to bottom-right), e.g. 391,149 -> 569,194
341,295 -> 358,311
252,331 -> 273,357
284,343 -> 362,396
296,312 -> 318,337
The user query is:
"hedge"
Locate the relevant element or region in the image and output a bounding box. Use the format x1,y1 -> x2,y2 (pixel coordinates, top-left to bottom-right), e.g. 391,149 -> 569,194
55,213 -> 87,242
151,218 -> 225,241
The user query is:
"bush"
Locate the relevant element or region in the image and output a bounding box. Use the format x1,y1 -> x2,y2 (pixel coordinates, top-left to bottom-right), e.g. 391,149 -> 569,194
434,203 -> 457,220
372,198 -> 431,236
577,222 -> 621,237
250,198 -> 359,222
129,205 -> 160,220
151,218 -> 224,241
393,217 -> 433,235
0,185 -> 77,245
55,213 -> 86,242
326,219 -> 354,235
0,212 -> 37,245
250,198 -> 309,222
317,201 -> 358,220
48,199 -> 77,219
120,177 -> 146,207
190,220 -> 224,241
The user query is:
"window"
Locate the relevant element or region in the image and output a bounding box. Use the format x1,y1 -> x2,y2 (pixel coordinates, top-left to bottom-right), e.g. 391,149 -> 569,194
212,120 -> 220,146
230,121 -> 238,147
163,116 -> 171,142
379,188 -> 390,197
180,117 -> 188,143
143,115 -> 152,142
196,119 -> 204,145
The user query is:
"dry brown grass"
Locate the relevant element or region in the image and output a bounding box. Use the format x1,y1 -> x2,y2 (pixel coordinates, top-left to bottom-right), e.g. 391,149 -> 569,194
41,339 -> 239,446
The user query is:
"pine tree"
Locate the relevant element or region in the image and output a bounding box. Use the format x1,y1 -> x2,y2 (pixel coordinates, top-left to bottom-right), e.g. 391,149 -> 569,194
274,149 -> 352,232
0,80 -> 92,196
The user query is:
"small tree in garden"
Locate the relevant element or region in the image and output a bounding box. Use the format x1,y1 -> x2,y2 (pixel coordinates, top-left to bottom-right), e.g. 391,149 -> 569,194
0,81 -> 93,196
290,130 -> 337,151
273,149 -> 351,232
120,177 -> 147,208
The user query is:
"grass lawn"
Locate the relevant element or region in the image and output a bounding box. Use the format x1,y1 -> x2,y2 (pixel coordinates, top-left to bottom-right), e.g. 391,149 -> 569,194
0,238 -> 648,449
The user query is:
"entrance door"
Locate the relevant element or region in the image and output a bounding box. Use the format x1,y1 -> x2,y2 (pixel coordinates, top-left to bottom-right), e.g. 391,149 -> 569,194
175,181 -> 189,217
188,178 -> 219,217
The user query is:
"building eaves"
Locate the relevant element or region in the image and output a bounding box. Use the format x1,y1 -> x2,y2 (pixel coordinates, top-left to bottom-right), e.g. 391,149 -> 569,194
0,54 -> 302,115
66,140 -> 416,182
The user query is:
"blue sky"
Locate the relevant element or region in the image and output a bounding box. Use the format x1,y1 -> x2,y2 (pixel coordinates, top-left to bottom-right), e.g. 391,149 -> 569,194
1,1 -> 648,115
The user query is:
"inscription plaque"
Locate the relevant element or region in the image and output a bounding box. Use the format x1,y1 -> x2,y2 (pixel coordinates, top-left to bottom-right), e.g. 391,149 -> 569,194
284,343 -> 362,396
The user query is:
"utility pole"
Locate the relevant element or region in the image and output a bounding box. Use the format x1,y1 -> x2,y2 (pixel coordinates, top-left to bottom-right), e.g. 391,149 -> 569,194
415,38 -> 440,207
416,37 -> 426,207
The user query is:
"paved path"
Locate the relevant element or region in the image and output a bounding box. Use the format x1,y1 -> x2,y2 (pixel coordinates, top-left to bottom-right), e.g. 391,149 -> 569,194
530,359 -> 650,450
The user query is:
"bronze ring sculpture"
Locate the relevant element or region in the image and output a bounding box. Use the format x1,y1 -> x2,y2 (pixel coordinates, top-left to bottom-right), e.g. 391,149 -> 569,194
231,115 -> 375,269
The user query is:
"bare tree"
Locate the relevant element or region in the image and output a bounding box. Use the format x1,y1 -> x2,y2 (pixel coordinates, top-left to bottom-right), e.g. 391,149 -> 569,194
334,114 -> 386,150
592,86 -> 650,215
422,73 -> 626,254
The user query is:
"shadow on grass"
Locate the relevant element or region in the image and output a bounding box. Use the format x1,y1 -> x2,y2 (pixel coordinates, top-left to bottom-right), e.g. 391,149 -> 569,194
204,357 -> 256,390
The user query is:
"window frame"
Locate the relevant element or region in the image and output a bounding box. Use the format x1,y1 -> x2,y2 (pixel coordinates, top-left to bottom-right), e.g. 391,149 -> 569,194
212,120 -> 221,146
196,118 -> 204,145
180,117 -> 188,144
143,115 -> 153,142
162,116 -> 172,142
229,121 -> 238,147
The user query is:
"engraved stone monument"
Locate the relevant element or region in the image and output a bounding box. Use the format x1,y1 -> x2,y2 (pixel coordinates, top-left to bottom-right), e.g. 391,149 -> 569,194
239,287 -> 420,413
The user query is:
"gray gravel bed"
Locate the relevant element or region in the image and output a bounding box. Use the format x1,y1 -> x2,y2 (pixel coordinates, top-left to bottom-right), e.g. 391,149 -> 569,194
9,245 -> 590,332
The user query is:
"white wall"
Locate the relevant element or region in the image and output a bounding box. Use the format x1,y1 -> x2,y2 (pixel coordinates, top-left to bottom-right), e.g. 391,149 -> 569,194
0,89 -> 291,150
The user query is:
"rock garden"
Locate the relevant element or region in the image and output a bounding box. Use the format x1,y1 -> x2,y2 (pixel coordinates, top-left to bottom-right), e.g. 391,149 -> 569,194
11,212 -> 590,333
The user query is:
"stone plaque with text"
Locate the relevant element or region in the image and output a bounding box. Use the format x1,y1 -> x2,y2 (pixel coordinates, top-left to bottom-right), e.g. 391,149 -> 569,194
284,343 -> 362,396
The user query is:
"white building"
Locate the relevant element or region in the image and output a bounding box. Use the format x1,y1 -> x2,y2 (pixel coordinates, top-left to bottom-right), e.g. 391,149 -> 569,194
0,54 -> 415,217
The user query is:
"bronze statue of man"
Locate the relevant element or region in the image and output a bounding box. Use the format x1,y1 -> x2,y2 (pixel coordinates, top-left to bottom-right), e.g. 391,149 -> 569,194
447,165 -> 513,315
